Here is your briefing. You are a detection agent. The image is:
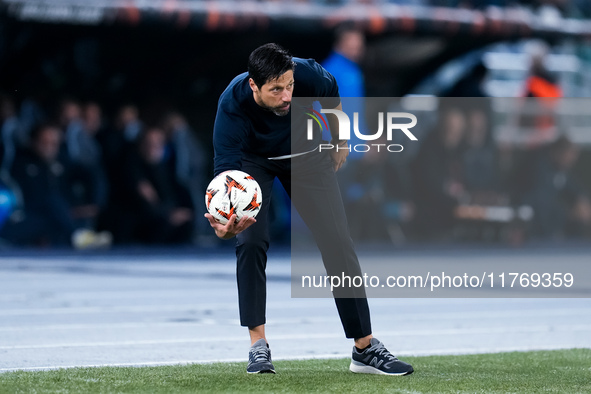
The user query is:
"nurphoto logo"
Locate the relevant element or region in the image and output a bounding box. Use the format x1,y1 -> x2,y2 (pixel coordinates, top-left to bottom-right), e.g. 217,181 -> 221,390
306,108 -> 418,153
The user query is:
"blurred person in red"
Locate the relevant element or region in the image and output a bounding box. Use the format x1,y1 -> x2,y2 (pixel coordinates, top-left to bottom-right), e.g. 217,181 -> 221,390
520,41 -> 562,147
115,127 -> 194,244
524,56 -> 562,99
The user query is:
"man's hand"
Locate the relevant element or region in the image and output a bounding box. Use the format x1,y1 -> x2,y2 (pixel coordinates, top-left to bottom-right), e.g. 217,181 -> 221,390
205,213 -> 256,240
326,102 -> 347,172
330,141 -> 349,172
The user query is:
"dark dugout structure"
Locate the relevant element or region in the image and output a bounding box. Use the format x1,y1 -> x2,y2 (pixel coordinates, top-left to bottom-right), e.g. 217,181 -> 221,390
1,0 -> 591,141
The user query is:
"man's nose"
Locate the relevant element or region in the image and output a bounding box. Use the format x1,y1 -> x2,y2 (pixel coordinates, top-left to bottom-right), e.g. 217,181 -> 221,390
282,90 -> 292,103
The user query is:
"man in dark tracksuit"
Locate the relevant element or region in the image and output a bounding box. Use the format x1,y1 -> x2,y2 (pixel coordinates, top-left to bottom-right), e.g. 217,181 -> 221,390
205,43 -> 413,376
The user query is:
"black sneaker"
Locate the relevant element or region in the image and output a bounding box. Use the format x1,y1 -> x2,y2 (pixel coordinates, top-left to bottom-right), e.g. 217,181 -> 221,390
350,338 -> 414,376
247,339 -> 276,374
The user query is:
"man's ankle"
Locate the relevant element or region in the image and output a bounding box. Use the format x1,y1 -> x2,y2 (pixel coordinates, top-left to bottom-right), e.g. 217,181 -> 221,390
354,335 -> 373,350
249,325 -> 267,346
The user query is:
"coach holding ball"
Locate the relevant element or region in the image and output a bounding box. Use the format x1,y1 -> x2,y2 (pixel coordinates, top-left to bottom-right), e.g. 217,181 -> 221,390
204,43 -> 413,376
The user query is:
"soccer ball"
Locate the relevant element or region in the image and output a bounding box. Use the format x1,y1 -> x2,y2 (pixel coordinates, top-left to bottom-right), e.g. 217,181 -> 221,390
205,170 -> 262,225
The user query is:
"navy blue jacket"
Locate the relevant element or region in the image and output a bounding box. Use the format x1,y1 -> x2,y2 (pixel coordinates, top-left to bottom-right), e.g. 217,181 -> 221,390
213,58 -> 340,176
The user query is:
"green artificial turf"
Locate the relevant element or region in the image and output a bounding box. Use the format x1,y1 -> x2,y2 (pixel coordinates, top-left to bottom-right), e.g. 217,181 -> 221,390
1,349 -> 590,393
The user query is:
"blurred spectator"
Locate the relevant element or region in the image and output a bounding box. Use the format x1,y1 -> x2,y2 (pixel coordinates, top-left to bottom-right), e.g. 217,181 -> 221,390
0,172 -> 18,234
1,94 -> 21,173
519,41 -> 562,146
113,127 -> 194,244
322,26 -> 367,160
119,105 -> 143,142
162,112 -> 209,241
342,136 -> 414,244
18,97 -> 46,146
0,124 -> 110,248
96,104 -> 142,171
96,104 -> 142,235
59,98 -> 84,145
411,101 -> 467,240
58,100 -> 109,229
523,135 -> 591,239
79,101 -> 106,166
60,99 -> 101,166
462,99 -> 499,195
323,26 -> 365,98
523,42 -> 562,99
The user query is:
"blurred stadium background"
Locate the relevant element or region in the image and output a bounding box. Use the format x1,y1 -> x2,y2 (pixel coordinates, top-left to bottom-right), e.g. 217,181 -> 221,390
1,0 -> 591,249
2,0 -> 591,249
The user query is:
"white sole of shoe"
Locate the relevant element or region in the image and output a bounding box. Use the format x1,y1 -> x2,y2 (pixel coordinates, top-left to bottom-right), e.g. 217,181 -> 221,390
247,368 -> 276,374
349,360 -> 413,376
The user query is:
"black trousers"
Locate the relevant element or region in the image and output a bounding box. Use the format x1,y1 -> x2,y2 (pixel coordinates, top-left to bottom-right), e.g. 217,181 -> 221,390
236,151 -> 372,339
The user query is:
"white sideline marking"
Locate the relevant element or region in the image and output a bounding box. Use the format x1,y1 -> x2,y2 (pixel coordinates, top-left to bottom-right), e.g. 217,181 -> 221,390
0,343 -> 582,373
0,321 -> 240,331
2,324 -> 591,350
0,303 -> 591,332
0,304 -> 238,316
0,303 -> 588,317
1,306 -> 590,331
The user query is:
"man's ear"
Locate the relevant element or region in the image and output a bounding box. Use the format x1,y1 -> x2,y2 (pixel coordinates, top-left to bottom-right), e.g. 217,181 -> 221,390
248,78 -> 258,93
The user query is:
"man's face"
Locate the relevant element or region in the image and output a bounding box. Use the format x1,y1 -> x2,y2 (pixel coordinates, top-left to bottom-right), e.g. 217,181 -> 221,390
33,127 -> 61,162
140,129 -> 166,164
442,109 -> 465,148
337,31 -> 365,63
83,103 -> 102,135
61,102 -> 81,123
118,105 -> 139,126
250,70 -> 294,116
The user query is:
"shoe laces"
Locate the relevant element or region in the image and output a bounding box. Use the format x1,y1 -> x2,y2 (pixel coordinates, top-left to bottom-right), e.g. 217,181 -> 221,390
370,341 -> 398,361
250,346 -> 270,363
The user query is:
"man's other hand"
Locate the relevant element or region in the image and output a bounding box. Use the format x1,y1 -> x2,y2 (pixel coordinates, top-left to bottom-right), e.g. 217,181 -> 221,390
330,141 -> 349,172
205,213 -> 256,240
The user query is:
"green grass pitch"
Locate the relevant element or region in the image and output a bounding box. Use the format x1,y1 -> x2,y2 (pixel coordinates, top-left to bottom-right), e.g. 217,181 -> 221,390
1,349 -> 590,393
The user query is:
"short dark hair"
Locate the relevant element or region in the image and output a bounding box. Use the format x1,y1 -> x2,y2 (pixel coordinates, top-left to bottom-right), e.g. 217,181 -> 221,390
248,43 -> 295,88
